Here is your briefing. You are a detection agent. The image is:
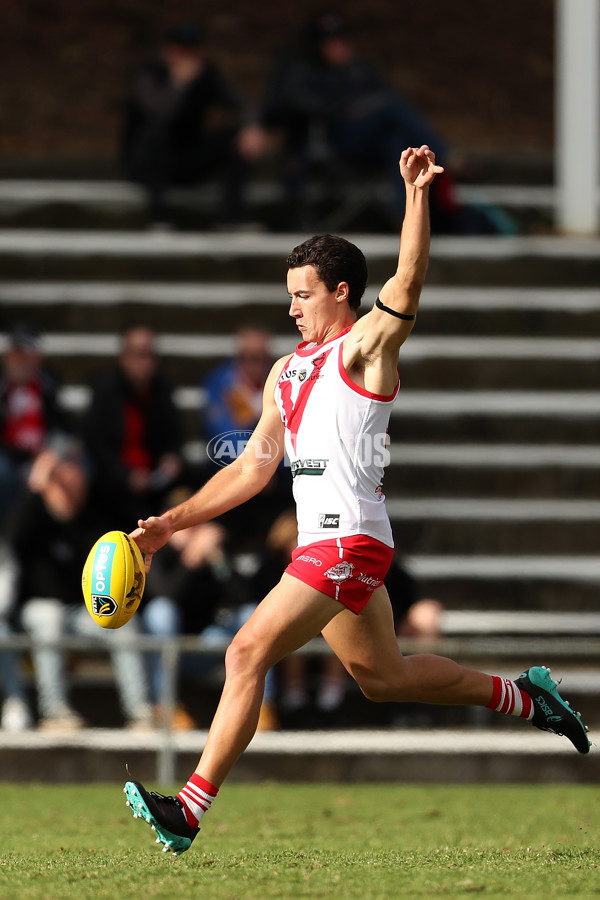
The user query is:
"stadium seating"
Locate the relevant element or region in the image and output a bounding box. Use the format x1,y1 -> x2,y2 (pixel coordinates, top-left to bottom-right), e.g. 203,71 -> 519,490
1,182 -> 600,760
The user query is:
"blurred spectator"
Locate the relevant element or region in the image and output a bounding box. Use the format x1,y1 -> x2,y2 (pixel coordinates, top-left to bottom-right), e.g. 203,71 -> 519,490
82,326 -> 184,531
200,327 -> 289,552
142,490 -> 277,730
202,326 -> 273,442
385,554 -> 444,641
252,509 -> 349,727
7,442 -> 152,730
121,21 -> 266,228
0,324 -> 70,525
0,539 -> 32,731
261,12 -> 461,232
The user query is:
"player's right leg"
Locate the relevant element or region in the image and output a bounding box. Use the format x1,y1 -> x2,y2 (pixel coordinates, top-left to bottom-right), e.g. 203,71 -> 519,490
126,575 -> 343,853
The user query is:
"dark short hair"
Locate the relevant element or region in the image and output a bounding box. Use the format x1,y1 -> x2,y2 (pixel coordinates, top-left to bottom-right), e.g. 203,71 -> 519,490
286,234 -> 367,311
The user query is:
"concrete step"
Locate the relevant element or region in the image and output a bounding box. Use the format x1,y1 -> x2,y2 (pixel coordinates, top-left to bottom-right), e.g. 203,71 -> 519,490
2,283 -> 600,337
383,452 -> 600,497
0,726 -> 596,784
394,511 -> 600,555
1,230 -> 600,286
57,383 -> 600,445
6,330 -> 599,391
0,179 -> 563,234
409,555 -> 600,611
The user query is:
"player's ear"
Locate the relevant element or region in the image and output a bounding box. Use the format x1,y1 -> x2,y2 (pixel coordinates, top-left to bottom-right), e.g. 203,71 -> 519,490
335,281 -> 350,304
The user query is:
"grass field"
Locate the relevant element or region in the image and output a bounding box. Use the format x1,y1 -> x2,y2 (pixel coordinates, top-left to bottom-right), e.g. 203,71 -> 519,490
1,783 -> 598,899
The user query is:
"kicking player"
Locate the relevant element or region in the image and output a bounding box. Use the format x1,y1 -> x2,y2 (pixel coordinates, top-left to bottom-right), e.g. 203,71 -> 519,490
125,146 -> 590,856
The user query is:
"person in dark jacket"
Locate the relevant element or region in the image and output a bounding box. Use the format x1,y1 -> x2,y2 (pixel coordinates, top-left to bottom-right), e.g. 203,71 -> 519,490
121,21 -> 265,227
8,442 -> 151,730
82,326 -> 184,530
261,12 -> 458,231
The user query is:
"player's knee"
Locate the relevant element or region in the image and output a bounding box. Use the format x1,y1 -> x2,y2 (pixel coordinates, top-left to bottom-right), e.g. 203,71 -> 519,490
224,628 -> 267,681
354,671 -> 393,703
353,664 -> 412,703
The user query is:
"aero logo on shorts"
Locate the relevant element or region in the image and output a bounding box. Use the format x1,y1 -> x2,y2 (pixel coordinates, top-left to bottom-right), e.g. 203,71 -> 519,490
90,541 -> 118,618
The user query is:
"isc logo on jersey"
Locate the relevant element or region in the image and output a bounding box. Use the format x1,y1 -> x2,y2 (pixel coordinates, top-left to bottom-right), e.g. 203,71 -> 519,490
318,513 -> 340,528
90,542 -> 118,617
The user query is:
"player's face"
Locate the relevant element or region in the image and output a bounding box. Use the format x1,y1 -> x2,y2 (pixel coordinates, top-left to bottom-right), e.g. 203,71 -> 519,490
287,265 -> 346,343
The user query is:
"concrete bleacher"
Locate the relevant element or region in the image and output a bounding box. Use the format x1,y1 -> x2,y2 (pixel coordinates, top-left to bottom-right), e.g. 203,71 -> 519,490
0,180 -> 599,779
0,178 -> 560,233
1,226 -> 599,606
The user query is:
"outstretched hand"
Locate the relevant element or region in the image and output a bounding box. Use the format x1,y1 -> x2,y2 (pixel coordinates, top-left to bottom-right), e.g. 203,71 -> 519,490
400,145 -> 444,188
130,516 -> 173,573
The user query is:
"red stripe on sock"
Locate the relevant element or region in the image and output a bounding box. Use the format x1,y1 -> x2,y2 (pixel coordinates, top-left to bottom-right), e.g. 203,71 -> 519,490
189,773 -> 219,798
487,675 -> 534,720
486,675 -> 504,711
177,773 -> 219,829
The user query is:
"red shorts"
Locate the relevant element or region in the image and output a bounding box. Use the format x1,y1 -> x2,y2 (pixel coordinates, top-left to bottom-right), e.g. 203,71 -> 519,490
285,535 -> 394,615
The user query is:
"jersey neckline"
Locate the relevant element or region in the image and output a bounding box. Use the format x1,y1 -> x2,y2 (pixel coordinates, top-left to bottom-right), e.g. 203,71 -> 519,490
294,324 -> 354,358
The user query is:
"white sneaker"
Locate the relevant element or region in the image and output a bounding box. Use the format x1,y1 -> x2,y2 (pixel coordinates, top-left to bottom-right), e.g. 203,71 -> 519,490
39,706 -> 85,732
1,697 -> 33,732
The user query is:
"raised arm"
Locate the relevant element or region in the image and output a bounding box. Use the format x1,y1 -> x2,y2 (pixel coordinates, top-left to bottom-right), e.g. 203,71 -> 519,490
131,356 -> 287,570
344,145 -> 443,394
377,145 -> 443,332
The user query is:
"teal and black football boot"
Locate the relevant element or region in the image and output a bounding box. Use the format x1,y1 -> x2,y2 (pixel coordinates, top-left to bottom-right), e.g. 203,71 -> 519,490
124,780 -> 198,856
516,666 -> 591,754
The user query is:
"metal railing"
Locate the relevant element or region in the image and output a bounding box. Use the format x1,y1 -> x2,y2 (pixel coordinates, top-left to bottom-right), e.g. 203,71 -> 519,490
2,632 -> 599,782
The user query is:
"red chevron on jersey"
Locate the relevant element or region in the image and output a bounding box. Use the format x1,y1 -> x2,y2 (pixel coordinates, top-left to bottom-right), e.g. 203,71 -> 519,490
277,348 -> 333,452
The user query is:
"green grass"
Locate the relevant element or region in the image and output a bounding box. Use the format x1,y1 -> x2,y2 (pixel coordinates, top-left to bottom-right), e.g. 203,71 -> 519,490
1,783 -> 598,899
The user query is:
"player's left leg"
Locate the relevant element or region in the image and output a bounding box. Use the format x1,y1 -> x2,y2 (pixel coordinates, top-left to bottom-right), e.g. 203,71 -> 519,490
322,586 -> 493,705
321,586 -> 590,753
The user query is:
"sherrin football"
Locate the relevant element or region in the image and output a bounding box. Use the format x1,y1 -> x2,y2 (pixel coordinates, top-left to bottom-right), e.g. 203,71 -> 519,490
81,530 -> 145,629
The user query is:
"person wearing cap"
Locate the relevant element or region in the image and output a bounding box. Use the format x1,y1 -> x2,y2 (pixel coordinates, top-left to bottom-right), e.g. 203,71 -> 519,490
120,22 -> 265,228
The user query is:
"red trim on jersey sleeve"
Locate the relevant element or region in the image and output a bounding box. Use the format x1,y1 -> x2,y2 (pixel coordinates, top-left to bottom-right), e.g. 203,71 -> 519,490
277,355 -> 294,382
337,345 -> 399,401
275,354 -> 294,423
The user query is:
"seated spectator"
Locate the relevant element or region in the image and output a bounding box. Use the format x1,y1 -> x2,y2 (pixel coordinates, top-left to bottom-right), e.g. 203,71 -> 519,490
385,554 -> 444,642
0,324 -> 70,525
120,21 -> 265,228
261,12 -> 461,232
7,442 -> 152,731
142,490 -> 277,730
82,326 -> 184,531
201,327 -> 289,552
202,326 -> 273,442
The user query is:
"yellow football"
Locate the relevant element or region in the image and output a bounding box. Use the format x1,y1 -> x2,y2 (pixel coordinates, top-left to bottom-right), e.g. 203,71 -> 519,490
81,530 -> 145,629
